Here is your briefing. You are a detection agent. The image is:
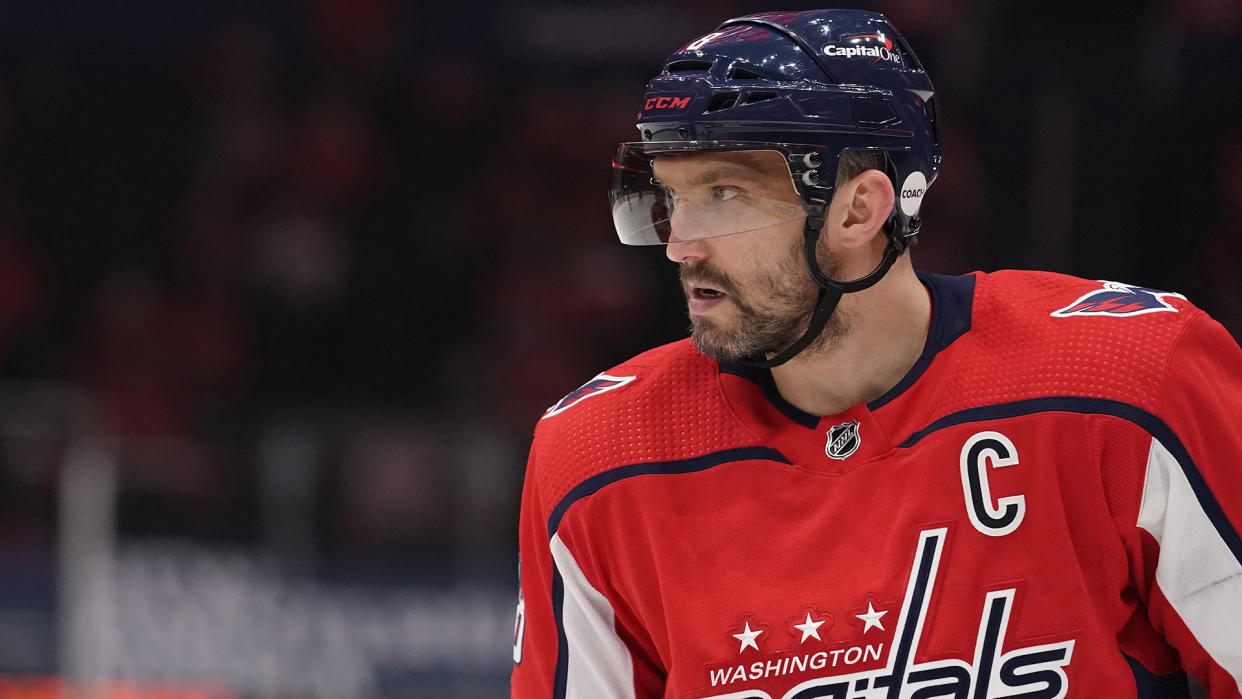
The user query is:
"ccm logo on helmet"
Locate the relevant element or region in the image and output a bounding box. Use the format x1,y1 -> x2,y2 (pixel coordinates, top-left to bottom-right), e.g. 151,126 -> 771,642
823,34 -> 902,65
645,96 -> 692,111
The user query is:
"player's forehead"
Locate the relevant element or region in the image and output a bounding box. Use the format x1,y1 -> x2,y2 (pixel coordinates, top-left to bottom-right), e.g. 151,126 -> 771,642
651,149 -> 792,188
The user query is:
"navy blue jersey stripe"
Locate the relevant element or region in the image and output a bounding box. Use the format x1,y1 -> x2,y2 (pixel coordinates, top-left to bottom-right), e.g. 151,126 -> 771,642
868,272 -> 975,410
1123,650 -> 1191,698
719,362 -> 820,428
885,531 -> 941,695
897,396 -> 1148,448
552,567 -> 568,699
897,396 -> 1242,570
546,446 -> 792,538
721,272 -> 976,422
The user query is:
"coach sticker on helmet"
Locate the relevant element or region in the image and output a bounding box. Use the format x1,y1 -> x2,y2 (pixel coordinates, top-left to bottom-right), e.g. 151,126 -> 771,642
899,171 -> 927,217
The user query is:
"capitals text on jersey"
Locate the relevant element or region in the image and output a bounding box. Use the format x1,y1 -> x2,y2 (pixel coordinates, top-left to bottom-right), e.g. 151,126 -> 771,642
701,528 -> 1074,698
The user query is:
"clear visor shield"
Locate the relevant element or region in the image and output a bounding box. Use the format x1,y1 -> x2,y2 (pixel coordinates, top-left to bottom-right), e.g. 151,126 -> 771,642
609,143 -> 808,246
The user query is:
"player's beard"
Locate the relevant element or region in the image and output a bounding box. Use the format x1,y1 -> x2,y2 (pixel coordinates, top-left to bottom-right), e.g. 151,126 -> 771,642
681,235 -> 848,363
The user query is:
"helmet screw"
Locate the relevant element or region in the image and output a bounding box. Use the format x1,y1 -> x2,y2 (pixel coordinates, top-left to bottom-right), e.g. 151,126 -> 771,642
803,152 -> 821,168
677,127 -> 689,139
642,129 -> 652,140
802,170 -> 820,186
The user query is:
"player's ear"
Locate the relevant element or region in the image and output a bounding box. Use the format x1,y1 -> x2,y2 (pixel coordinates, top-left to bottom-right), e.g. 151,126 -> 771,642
833,169 -> 894,250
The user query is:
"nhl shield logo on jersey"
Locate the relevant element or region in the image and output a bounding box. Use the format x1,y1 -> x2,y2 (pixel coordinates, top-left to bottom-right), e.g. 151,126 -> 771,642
1050,281 -> 1185,318
542,372 -> 636,419
825,420 -> 860,460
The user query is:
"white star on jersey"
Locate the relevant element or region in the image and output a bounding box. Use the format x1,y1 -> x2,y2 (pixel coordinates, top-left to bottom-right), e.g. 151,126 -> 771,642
733,622 -> 761,652
793,613 -> 825,642
856,602 -> 887,633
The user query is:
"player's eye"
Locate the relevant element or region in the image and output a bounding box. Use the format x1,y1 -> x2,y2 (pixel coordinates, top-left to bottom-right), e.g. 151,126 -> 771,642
713,186 -> 740,201
655,182 -> 680,204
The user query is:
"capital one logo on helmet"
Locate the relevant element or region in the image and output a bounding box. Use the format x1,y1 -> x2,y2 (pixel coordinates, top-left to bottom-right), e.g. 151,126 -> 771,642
822,34 -> 902,65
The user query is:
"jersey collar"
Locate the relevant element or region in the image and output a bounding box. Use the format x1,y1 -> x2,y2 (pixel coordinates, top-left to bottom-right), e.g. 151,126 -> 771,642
717,271 -> 975,469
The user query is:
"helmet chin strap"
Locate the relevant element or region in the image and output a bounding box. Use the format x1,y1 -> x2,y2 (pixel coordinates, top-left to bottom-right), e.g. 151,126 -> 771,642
742,206 -> 905,369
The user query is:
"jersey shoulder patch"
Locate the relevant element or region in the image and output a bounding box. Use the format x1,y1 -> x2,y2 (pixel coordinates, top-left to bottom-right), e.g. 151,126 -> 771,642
542,373 -> 637,419
529,339 -> 757,515
1050,280 -> 1186,318
940,271 -> 1204,415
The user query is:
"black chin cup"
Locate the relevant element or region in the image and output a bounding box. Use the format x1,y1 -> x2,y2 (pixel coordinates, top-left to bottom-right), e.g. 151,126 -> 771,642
742,205 -> 905,369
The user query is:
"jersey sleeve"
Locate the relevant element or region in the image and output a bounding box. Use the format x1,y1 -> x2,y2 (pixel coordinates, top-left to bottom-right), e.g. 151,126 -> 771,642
1124,313 -> 1242,696
510,437 -> 663,699
511,439 -> 559,697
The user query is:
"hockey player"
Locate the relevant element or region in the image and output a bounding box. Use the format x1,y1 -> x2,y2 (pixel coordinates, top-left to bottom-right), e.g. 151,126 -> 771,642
512,9 -> 1242,698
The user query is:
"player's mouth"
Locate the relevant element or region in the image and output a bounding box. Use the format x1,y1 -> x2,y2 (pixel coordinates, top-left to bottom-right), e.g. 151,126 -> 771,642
687,283 -> 729,314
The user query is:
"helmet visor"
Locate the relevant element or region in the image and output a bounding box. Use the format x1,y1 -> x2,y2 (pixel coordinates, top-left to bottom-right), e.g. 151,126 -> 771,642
610,142 -> 807,246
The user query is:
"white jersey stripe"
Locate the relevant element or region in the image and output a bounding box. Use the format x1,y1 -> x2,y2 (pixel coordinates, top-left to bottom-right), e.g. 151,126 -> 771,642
551,533 -> 636,699
1137,438 -> 1242,692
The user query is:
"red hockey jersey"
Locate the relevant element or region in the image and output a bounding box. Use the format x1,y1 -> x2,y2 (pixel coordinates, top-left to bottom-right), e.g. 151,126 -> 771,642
512,270 -> 1242,698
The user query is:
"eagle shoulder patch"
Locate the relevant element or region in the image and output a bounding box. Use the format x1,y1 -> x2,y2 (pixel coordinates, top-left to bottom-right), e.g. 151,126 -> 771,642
542,373 -> 637,419
1051,281 -> 1185,318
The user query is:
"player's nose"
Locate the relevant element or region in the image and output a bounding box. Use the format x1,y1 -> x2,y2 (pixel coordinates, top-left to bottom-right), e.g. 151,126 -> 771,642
664,209 -> 712,262
665,234 -> 710,263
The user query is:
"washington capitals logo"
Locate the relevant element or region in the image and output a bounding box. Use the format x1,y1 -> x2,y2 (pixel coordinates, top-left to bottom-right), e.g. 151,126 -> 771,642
1051,281 -> 1185,318
700,528 -> 1076,698
542,373 -> 636,419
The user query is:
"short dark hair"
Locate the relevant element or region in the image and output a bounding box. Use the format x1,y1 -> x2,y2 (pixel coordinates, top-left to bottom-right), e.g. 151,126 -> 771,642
835,149 -> 901,241
835,149 -> 888,188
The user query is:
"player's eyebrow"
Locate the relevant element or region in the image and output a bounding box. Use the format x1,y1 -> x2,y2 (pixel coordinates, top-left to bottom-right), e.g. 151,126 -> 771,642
684,166 -> 761,186
655,153 -> 779,187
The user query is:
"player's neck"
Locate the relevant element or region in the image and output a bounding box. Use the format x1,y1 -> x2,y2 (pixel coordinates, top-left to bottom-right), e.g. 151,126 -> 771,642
770,259 -> 931,417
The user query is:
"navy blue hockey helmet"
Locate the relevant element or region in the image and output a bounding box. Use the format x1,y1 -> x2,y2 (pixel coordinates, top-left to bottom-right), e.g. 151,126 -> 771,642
610,9 -> 941,248
610,9 -> 942,368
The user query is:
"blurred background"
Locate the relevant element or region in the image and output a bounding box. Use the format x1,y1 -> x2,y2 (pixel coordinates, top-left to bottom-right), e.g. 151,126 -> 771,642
0,0 -> 1237,697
